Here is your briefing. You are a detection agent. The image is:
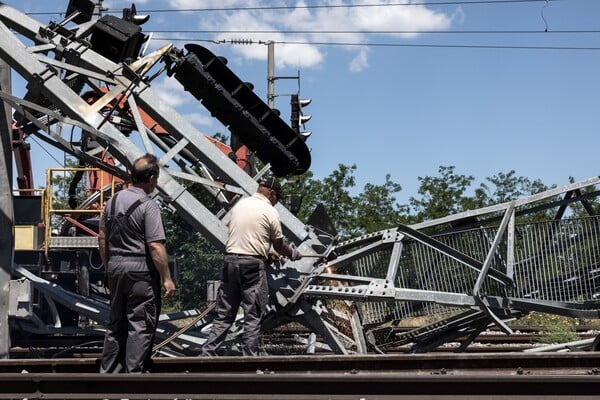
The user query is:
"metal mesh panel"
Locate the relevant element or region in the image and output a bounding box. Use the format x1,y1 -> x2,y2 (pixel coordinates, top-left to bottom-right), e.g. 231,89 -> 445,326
352,249 -> 391,280
352,234 -> 488,325
355,216 -> 600,325
513,216 -> 600,302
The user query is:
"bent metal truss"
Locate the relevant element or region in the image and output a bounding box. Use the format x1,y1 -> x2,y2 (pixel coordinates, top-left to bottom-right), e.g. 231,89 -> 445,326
1,1 -> 600,356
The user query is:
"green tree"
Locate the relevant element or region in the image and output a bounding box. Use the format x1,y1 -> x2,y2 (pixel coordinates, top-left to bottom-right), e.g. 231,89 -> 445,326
407,166 -> 554,226
409,165 -> 475,221
289,164 -> 408,239
563,176 -> 600,218
161,153 -> 225,309
478,170 -> 548,205
48,156 -> 89,233
163,212 -> 221,310
292,164 -> 357,238
351,174 -> 410,235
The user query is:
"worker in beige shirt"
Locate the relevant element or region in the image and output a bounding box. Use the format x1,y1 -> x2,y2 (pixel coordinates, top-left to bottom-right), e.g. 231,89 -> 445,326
201,177 -> 301,356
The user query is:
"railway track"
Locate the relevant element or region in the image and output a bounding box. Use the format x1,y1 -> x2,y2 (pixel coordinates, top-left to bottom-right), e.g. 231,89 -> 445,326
4,327 -> 599,398
2,352 -> 600,399
3,372 -> 600,399
9,326 -> 598,358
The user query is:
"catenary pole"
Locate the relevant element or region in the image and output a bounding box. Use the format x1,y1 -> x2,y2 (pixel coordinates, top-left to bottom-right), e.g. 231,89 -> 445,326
267,41 -> 275,109
0,59 -> 13,359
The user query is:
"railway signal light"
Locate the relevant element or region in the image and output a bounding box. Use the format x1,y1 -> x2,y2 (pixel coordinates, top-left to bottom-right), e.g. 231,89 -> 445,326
122,4 -> 150,26
90,14 -> 147,63
290,94 -> 312,140
165,44 -> 311,176
65,0 -> 95,24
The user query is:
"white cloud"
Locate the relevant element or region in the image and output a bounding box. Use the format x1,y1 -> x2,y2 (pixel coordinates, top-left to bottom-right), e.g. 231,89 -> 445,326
172,0 -> 452,71
164,0 -> 452,71
185,112 -> 217,129
152,77 -> 189,108
169,0 -> 247,9
451,6 -> 466,25
150,77 -> 217,131
348,48 -> 369,72
103,0 -> 150,8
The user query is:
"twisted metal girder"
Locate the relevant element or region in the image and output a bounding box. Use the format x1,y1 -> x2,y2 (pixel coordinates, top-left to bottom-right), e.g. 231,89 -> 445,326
0,2 -> 351,354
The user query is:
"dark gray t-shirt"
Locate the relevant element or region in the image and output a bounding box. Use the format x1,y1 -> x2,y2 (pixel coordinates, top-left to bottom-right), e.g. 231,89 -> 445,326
101,186 -> 165,271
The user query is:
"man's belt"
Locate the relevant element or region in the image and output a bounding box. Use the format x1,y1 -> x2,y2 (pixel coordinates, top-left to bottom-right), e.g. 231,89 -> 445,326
226,253 -> 265,261
111,251 -> 146,258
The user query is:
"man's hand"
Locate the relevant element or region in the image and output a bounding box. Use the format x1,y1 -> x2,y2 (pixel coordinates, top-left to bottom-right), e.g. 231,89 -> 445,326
290,245 -> 302,261
103,272 -> 110,291
163,278 -> 176,298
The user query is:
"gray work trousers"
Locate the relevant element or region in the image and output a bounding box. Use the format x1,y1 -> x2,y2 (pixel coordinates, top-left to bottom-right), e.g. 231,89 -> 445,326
100,269 -> 159,373
201,255 -> 268,356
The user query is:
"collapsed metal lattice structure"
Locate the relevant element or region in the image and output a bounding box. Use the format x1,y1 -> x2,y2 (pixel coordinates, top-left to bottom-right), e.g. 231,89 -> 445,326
1,1 -> 600,357
323,182 -> 600,353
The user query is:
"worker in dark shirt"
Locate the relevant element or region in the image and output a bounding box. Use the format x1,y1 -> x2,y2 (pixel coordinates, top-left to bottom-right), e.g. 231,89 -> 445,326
201,177 -> 301,356
98,153 -> 176,373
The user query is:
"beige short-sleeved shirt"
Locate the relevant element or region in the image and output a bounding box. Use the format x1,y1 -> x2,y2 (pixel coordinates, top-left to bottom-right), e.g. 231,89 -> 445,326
225,192 -> 283,259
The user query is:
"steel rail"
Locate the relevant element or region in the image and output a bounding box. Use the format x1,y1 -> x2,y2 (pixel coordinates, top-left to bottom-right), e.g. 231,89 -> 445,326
3,353 -> 600,399
2,352 -> 600,374
1,372 -> 600,399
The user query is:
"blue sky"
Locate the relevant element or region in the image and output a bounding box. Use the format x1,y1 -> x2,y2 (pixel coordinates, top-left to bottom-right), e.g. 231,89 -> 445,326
4,0 -> 600,205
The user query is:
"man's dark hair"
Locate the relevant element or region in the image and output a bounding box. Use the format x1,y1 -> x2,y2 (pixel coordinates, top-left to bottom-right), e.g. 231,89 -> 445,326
131,153 -> 159,184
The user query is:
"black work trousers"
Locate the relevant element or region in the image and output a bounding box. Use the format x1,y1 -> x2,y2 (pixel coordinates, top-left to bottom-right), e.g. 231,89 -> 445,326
100,269 -> 159,373
201,255 -> 268,356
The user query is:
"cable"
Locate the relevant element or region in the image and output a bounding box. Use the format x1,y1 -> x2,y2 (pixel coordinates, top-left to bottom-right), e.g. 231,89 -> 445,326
19,0 -> 598,51
29,135 -> 65,167
152,37 -> 600,51
276,41 -> 600,50
121,0 -> 561,14
150,29 -> 600,35
24,0 -> 562,16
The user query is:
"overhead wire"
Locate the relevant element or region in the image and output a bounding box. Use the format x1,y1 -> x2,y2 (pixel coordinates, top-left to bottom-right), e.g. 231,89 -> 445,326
152,38 -> 600,51
150,29 -> 600,35
116,0 -> 600,51
106,0 -> 560,13
24,0 -> 563,16
148,28 -> 600,51
18,0 -> 597,51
